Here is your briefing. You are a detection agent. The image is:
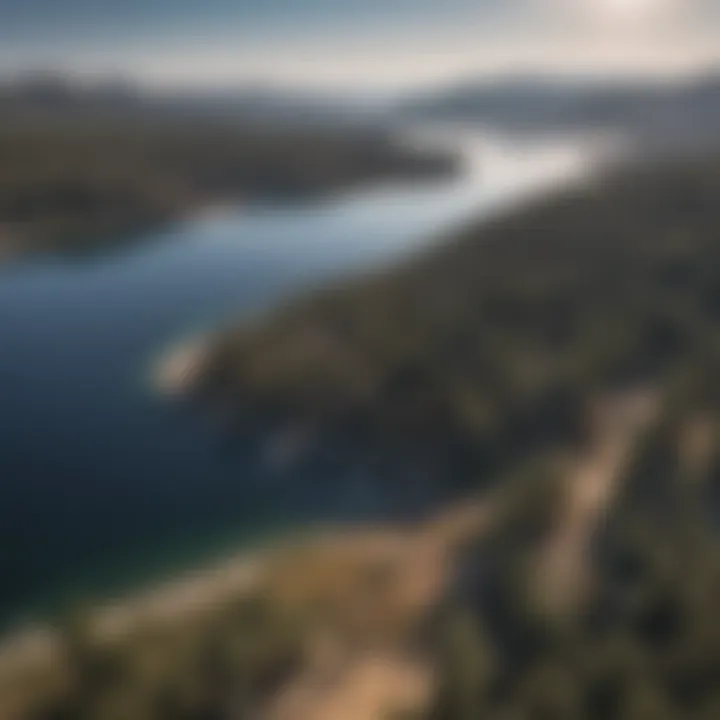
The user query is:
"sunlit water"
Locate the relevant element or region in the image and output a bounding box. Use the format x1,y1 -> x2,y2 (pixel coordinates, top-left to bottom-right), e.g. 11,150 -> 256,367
0,130 -> 595,625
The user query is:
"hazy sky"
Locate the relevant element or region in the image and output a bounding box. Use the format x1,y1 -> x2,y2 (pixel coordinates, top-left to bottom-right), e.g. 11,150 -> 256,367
1,0 -> 719,91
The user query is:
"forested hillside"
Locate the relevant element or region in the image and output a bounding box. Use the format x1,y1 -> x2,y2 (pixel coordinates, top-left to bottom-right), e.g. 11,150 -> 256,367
0,114 -> 454,260
186,148 -> 720,719
193,151 -> 720,491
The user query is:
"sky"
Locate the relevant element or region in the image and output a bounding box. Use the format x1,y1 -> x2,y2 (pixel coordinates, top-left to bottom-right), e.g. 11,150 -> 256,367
0,0 -> 719,92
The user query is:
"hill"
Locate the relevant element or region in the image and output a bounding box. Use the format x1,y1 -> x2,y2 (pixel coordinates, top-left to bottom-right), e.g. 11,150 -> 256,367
185,149 -> 720,493
401,73 -> 720,152
0,99 -> 455,261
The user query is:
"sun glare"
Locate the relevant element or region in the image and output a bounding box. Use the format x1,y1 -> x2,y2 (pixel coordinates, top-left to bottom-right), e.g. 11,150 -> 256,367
583,0 -> 676,26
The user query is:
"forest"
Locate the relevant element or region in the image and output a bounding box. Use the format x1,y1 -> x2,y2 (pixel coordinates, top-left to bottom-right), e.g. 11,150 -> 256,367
193,150 -> 720,491
0,116 -> 455,260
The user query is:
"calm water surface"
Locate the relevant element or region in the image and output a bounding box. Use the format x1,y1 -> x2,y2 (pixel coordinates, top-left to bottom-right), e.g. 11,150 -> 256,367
0,131 -> 592,624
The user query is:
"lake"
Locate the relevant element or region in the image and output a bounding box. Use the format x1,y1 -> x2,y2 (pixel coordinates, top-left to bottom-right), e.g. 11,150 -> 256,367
0,129 -> 593,626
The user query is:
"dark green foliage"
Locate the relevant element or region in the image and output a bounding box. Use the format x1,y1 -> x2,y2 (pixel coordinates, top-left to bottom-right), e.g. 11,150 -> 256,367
431,397 -> 720,720
185,152 -> 720,719
0,117 -> 455,258
197,152 -> 720,489
30,594 -> 304,720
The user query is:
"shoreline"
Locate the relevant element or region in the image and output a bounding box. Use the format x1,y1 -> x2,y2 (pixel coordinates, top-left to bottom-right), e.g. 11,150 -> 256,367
0,527 -> 294,684
0,497 -> 492,694
0,386 -> 657,716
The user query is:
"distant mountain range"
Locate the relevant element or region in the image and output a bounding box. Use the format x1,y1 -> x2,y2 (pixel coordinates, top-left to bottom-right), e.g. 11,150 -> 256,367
398,72 -> 720,151
4,70 -> 720,151
0,73 -> 386,128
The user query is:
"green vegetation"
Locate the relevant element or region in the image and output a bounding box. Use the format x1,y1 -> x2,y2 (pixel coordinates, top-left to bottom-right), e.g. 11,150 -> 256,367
184,150 -> 720,718
195,151 -> 720,488
13,593 -> 306,720
0,117 -> 455,259
430,386 -> 720,719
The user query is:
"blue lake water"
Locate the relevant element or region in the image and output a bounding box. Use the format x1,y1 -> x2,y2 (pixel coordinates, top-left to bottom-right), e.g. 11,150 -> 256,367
0,132 -> 591,625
